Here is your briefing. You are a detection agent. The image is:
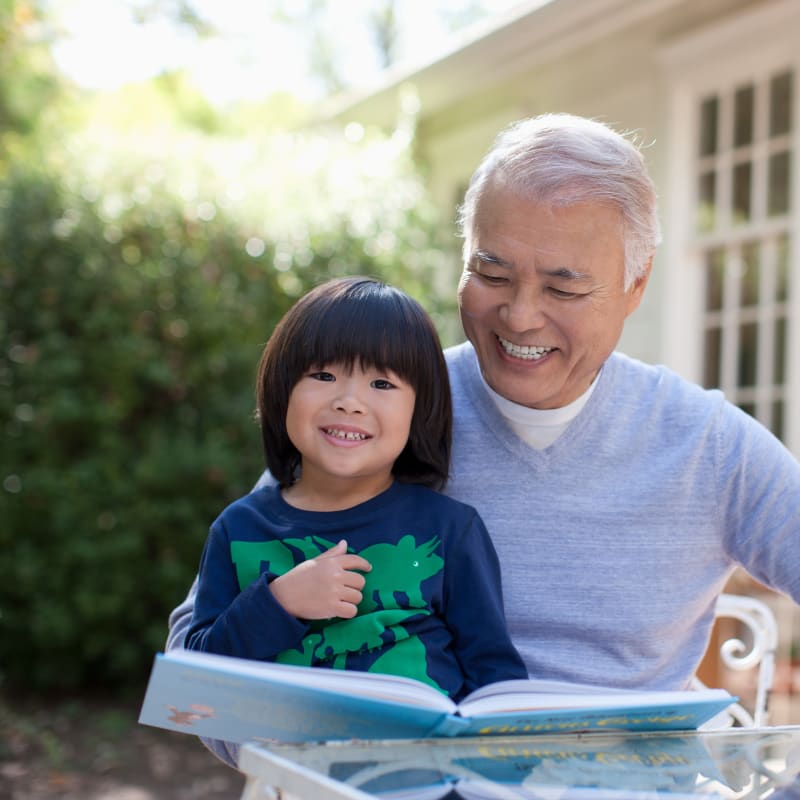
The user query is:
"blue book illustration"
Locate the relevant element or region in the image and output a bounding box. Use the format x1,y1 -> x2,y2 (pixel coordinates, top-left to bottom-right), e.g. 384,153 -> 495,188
138,650 -> 737,745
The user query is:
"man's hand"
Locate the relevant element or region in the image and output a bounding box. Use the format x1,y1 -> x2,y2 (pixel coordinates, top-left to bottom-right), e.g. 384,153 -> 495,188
270,540 -> 372,620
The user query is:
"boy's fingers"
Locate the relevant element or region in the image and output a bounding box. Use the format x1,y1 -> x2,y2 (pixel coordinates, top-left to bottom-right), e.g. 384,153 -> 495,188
340,586 -> 363,606
340,570 -> 366,591
340,554 -> 372,573
335,601 -> 359,620
315,539 -> 348,560
315,541 -> 371,573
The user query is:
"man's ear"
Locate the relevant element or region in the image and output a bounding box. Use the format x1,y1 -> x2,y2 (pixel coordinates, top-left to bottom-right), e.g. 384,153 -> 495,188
625,257 -> 652,316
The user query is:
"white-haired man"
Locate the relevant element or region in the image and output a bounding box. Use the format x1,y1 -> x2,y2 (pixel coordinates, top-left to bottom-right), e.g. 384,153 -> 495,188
167,113 -> 800,767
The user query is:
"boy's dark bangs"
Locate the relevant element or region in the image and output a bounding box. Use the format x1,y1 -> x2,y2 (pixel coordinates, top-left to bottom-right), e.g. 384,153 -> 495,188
299,293 -> 418,379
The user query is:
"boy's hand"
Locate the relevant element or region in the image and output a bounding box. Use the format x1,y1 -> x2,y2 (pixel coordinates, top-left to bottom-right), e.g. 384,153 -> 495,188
270,540 -> 372,620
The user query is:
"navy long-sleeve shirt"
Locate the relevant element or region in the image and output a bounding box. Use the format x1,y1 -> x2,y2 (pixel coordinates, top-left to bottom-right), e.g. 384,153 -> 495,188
186,481 -> 526,701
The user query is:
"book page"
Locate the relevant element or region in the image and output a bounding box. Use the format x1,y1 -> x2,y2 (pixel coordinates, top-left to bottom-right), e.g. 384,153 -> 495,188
463,678 -> 633,703
458,680 -> 731,717
163,649 -> 457,712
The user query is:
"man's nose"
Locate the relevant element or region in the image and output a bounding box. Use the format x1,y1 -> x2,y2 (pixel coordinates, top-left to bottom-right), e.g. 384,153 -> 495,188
500,285 -> 546,331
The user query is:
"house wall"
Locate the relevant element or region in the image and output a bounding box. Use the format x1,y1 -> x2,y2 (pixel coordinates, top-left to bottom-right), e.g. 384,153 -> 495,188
329,0 -> 800,721
409,0 -> 764,363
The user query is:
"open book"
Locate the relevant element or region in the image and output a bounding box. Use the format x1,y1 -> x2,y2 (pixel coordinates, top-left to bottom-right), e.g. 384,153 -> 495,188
138,649 -> 736,745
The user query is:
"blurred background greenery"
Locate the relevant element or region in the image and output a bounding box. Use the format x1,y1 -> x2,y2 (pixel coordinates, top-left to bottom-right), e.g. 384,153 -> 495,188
0,0 -> 503,697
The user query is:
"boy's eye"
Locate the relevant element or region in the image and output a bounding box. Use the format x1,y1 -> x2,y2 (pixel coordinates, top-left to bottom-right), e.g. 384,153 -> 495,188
371,378 -> 395,390
309,371 -> 335,382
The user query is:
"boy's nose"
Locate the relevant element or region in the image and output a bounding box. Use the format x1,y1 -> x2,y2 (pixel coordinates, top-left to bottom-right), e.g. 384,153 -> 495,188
333,380 -> 366,413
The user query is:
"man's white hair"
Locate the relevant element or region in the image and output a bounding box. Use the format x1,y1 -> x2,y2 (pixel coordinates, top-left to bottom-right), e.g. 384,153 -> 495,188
457,113 -> 662,289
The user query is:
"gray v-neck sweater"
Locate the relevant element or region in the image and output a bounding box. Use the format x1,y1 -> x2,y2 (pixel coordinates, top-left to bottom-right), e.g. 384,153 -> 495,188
444,342 -> 800,690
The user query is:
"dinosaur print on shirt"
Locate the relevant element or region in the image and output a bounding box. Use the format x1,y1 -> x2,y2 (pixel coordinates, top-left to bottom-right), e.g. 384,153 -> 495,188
229,534 -> 446,691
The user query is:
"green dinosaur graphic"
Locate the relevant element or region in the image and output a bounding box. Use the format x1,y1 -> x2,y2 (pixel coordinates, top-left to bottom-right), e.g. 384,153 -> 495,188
276,608 -> 412,668
370,633 -> 441,689
230,536 -> 335,589
282,535 -> 337,560
230,532 -> 446,691
359,535 -> 443,612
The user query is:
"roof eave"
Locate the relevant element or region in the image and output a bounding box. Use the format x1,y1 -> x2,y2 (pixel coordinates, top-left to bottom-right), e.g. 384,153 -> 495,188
317,0 -> 684,127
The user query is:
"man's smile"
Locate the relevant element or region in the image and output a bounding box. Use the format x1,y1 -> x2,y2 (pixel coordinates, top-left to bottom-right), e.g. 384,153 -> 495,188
497,335 -> 554,361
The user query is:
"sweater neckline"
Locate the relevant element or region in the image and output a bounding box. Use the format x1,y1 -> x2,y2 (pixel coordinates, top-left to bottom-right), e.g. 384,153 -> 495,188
454,342 -> 616,463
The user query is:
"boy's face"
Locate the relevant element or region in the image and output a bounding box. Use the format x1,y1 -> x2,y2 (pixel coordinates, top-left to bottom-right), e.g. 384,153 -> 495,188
285,362 -> 416,501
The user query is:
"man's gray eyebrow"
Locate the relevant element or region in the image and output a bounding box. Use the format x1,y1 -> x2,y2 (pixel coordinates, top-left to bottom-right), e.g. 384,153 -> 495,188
473,249 -> 512,266
474,251 -> 591,281
544,267 -> 592,281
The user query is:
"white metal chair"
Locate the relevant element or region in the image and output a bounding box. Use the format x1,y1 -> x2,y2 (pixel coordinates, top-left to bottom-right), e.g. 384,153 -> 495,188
693,593 -> 778,727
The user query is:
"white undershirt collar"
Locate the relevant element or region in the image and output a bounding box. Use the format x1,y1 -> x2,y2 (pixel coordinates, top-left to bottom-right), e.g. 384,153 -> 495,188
481,371 -> 600,450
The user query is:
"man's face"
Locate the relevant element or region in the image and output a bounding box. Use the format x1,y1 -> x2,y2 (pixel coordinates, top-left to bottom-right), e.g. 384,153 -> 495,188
458,183 -> 650,409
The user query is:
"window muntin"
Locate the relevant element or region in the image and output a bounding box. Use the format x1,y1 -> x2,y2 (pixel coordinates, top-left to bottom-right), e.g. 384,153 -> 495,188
695,70 -> 793,438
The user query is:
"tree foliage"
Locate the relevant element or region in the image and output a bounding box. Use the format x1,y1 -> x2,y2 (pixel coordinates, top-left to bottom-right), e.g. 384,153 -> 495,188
1,125 -> 454,690
0,1 -> 64,145
0,7 -> 456,690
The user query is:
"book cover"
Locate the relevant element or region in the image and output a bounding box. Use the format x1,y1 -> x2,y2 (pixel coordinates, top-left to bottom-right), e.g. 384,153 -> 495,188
138,650 -> 737,745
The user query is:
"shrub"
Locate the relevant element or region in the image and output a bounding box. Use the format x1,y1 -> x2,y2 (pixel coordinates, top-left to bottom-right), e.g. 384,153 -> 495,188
0,130 -> 454,690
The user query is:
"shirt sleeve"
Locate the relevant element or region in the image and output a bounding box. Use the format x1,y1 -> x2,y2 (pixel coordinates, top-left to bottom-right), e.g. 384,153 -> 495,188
718,402 -> 800,601
184,518 -> 309,660
441,509 -> 528,696
165,577 -> 196,652
166,471 -> 279,654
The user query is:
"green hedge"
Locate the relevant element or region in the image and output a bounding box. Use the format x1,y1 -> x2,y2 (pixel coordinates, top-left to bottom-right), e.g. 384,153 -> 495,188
0,156 -> 452,691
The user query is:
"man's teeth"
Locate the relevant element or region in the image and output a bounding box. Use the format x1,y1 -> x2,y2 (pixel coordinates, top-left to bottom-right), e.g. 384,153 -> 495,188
498,337 -> 553,360
325,428 -> 368,440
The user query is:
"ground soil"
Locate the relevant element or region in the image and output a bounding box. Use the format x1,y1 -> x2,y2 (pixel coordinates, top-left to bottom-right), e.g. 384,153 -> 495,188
1,695 -> 246,800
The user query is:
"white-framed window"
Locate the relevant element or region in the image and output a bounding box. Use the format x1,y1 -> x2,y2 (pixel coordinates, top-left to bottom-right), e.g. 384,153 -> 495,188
695,70 -> 793,439
660,3 -> 800,723
660,0 -> 800,457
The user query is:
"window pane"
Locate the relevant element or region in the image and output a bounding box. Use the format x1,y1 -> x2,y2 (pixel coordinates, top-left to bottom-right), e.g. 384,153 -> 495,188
705,248 -> 725,311
776,234 -> 789,302
740,242 -> 760,306
699,96 -> 719,156
734,85 -> 755,146
768,151 -> 791,216
738,322 -> 758,387
772,400 -> 784,440
698,172 -> 716,231
738,401 -> 756,418
770,71 -> 793,137
774,316 -> 786,385
733,161 -> 752,223
703,327 -> 721,388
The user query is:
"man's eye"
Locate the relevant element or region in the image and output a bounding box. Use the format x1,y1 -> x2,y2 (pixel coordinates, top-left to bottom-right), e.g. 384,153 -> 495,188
371,379 -> 395,390
310,371 -> 335,382
477,272 -> 508,285
549,288 -> 581,299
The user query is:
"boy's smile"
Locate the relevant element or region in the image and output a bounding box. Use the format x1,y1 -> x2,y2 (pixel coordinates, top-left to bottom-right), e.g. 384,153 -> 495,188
283,362 -> 416,510
321,426 -> 371,443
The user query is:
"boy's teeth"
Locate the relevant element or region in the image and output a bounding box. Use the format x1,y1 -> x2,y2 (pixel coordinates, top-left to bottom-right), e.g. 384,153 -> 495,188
498,337 -> 553,360
326,428 -> 367,440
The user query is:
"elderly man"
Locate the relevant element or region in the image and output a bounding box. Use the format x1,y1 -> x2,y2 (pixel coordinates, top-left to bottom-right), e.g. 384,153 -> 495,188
166,113 -> 800,765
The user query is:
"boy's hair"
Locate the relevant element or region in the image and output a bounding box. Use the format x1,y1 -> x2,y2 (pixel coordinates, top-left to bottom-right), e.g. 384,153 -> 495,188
257,276 -> 452,490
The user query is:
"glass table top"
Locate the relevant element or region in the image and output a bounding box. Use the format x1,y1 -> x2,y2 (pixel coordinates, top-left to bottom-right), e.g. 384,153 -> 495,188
239,726 -> 800,799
